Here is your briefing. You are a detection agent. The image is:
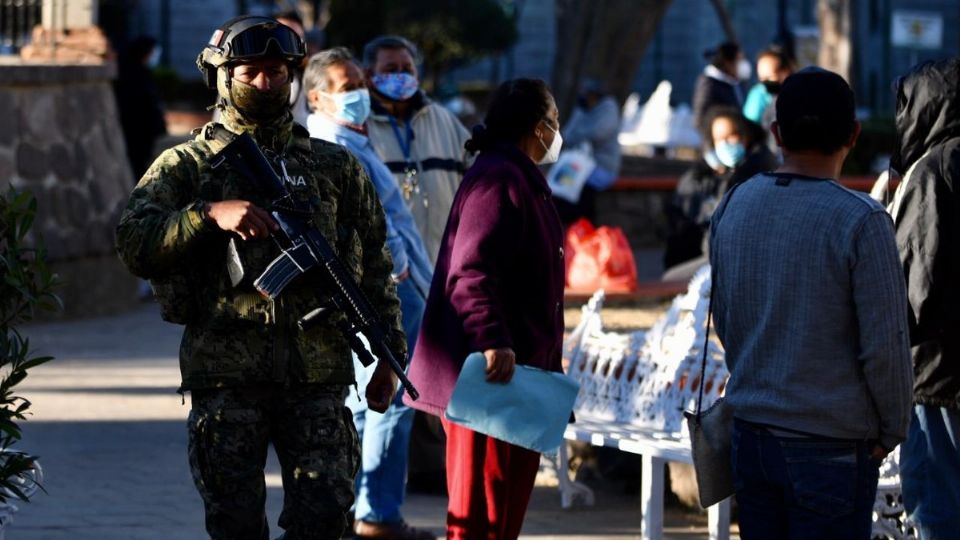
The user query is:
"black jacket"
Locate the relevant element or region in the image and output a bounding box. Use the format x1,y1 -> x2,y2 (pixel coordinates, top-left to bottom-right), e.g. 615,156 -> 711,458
692,71 -> 744,136
892,58 -> 960,409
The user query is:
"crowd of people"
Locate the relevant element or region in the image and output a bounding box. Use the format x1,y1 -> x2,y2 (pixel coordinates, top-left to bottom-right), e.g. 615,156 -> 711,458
113,13 -> 958,540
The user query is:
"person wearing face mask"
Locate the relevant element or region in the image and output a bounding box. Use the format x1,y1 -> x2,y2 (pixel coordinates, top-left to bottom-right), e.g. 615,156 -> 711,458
116,16 -> 406,539
402,79 -> 565,540
708,106 -> 778,194
361,34 -> 473,496
662,106 -> 776,282
692,41 -> 751,138
114,35 -> 168,181
361,35 -> 473,264
552,78 -> 622,224
743,46 -> 796,154
303,47 -> 436,540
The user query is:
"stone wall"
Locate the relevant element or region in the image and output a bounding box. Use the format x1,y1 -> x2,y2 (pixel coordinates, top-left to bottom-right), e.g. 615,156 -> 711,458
0,61 -> 140,319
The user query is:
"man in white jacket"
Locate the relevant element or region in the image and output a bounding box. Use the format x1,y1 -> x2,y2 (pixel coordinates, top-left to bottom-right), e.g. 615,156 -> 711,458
362,35 -> 472,263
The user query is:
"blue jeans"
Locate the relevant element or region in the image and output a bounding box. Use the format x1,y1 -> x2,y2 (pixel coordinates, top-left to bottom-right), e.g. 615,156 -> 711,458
901,404 -> 960,540
346,277 -> 426,524
731,419 -> 880,540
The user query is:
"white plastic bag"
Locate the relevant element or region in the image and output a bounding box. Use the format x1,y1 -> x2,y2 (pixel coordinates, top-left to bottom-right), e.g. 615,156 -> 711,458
546,148 -> 596,203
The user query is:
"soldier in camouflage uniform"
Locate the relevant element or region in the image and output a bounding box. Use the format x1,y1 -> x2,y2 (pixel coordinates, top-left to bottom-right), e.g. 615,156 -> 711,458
115,16 -> 405,540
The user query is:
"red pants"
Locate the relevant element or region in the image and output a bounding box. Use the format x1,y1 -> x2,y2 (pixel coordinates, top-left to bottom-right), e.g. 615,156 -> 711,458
441,417 -> 541,540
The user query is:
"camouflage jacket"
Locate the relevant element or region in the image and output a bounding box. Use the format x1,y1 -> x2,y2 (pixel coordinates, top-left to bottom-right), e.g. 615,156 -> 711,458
116,109 -> 405,391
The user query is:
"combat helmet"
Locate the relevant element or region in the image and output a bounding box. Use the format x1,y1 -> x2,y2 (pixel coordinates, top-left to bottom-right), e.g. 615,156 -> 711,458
196,15 -> 306,88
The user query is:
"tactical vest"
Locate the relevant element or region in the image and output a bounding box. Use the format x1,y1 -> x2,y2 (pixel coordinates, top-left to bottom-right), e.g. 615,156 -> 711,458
152,123 -> 366,390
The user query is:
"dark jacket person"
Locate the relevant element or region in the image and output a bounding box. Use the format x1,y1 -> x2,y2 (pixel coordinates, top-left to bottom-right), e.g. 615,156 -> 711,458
403,78 -> 565,540
890,57 -> 960,540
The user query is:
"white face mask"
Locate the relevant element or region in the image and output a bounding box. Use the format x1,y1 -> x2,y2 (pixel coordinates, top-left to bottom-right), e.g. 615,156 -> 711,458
736,58 -> 752,81
538,122 -> 563,164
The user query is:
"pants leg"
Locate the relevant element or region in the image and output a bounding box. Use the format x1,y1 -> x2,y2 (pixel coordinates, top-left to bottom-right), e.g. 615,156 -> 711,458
350,277 -> 426,524
732,420 -> 879,540
442,418 -> 540,540
354,391 -> 415,523
901,404 -> 960,540
731,421 -> 788,540
188,388 -> 271,540
273,385 -> 359,540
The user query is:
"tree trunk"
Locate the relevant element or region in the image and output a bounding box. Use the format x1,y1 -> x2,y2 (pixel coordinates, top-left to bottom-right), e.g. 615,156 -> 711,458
551,0 -> 674,120
708,0 -> 738,44
817,0 -> 855,84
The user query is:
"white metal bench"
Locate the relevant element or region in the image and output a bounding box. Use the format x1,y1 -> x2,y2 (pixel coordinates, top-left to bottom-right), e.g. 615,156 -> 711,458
558,268 -> 731,540
557,266 -> 915,540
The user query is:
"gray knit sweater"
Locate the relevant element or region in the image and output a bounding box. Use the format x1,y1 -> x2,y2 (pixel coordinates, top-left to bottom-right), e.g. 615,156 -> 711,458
710,172 -> 913,451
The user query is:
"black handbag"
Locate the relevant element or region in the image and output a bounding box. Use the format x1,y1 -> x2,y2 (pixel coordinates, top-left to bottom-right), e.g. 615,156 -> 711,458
683,277 -> 734,508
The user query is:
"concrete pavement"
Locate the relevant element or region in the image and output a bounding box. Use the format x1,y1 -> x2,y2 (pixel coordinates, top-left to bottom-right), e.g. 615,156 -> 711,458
10,304 -> 731,539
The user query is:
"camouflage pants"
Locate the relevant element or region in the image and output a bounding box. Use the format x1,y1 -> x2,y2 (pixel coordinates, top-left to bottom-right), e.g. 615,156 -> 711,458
188,384 -> 360,540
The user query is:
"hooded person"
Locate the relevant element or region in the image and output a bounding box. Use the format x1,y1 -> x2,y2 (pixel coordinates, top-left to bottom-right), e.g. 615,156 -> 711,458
116,15 -> 406,539
889,57 -> 960,540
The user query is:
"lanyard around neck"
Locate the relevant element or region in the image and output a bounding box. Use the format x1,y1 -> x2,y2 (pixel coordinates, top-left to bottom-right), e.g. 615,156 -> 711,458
387,115 -> 414,164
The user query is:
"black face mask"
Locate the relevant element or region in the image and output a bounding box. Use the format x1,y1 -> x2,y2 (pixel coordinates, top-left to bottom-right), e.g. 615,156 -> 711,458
762,80 -> 782,94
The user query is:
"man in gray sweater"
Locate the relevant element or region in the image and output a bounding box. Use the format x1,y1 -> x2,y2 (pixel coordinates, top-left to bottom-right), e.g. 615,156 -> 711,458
709,67 -> 913,539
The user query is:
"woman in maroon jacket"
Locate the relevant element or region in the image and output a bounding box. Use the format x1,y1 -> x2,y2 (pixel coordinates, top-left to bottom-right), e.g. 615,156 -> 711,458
402,78 -> 565,539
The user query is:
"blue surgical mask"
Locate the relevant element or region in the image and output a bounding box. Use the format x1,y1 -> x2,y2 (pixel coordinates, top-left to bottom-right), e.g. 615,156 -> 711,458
703,149 -> 722,171
372,73 -> 419,101
715,141 -> 746,168
325,88 -> 371,125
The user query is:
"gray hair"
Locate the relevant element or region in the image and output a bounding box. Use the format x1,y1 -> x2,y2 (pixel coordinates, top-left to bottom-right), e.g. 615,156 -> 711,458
361,35 -> 420,68
303,46 -> 356,95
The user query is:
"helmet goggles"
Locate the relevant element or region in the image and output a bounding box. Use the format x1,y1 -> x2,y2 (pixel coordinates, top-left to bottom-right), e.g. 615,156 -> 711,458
225,24 -> 304,61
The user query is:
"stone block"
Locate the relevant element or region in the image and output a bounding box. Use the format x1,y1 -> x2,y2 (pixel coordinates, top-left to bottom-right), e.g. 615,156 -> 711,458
15,140 -> 50,182
19,26 -> 113,64
0,96 -> 15,147
49,143 -> 75,182
47,256 -> 140,320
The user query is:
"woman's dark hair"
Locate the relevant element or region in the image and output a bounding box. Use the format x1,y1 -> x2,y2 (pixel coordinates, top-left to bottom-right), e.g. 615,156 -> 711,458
757,44 -> 796,72
465,78 -> 553,153
705,106 -> 764,149
705,41 -> 740,69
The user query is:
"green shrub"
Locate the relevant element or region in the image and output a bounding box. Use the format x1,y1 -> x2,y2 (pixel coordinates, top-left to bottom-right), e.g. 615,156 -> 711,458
0,188 -> 60,502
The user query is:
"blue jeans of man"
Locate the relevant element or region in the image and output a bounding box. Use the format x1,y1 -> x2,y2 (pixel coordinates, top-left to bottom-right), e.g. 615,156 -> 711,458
901,404 -> 960,540
346,278 -> 426,524
731,419 -> 881,540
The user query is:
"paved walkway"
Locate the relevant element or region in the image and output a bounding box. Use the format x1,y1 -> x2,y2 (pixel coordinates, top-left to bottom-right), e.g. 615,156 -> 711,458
11,305 -> 732,539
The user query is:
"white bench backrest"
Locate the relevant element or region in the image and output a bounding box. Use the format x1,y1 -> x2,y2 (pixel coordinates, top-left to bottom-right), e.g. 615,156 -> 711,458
564,266 -> 728,434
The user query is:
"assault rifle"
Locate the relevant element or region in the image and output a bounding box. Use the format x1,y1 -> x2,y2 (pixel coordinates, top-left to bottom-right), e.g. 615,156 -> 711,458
208,128 -> 419,400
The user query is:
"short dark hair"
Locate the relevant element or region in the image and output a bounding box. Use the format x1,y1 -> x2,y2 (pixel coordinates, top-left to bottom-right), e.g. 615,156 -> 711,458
464,78 -> 553,153
757,45 -> 796,72
303,47 -> 355,95
705,106 -> 764,148
362,35 -> 420,68
776,67 -> 857,154
705,41 -> 740,68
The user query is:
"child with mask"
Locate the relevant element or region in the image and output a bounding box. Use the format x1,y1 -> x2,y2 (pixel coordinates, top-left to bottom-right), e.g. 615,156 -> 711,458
662,107 -> 777,282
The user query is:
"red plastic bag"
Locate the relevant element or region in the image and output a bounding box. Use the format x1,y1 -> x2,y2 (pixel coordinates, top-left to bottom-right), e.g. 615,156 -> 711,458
565,218 -> 638,293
